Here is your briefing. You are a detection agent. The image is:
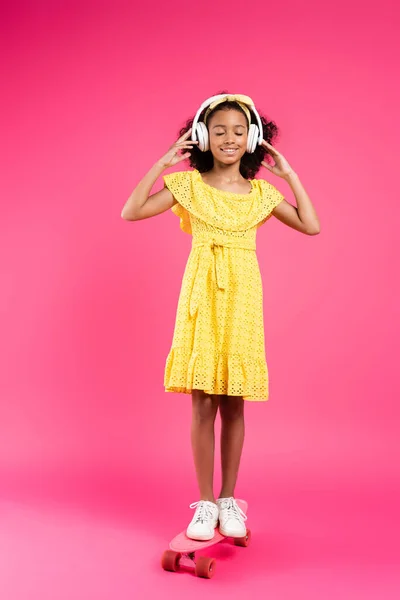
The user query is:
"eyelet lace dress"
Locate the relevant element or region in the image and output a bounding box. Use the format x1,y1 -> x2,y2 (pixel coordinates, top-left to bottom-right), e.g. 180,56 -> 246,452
163,168 -> 284,401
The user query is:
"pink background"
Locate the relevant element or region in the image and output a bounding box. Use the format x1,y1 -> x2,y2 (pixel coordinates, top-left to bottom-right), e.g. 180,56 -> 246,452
1,1 -> 399,598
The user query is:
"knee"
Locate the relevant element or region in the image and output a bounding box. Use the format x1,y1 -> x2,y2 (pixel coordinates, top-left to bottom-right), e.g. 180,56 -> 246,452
219,396 -> 244,422
192,391 -> 219,423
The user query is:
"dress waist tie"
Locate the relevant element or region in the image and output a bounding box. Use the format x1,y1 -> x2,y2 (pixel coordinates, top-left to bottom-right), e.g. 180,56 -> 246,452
189,238 -> 256,317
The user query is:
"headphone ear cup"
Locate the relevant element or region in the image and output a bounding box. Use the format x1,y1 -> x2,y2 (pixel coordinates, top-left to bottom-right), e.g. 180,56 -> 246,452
196,121 -> 209,152
247,124 -> 258,153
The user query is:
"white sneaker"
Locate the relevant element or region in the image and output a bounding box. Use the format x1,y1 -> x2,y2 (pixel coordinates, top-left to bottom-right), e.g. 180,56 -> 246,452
217,497 -> 247,537
186,500 -> 219,541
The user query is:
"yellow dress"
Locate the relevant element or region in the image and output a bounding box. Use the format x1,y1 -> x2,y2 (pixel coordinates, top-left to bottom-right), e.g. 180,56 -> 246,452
163,168 -> 284,401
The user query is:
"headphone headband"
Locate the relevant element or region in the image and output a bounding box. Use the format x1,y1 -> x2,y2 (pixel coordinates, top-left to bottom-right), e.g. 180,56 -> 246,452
204,95 -> 252,125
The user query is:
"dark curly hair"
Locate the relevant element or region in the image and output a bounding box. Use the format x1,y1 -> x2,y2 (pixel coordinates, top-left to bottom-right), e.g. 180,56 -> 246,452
178,90 -> 280,179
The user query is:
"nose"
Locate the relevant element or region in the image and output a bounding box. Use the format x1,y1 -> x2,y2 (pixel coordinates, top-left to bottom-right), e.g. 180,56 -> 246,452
224,132 -> 235,144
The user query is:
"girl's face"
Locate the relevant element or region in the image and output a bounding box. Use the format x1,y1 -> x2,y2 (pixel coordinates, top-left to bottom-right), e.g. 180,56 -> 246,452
207,108 -> 248,164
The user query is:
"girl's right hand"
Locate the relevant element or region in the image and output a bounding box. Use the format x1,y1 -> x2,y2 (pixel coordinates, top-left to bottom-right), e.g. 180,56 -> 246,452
157,128 -> 198,169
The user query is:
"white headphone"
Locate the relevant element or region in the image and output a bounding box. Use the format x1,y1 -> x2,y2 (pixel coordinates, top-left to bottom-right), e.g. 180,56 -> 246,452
191,94 -> 264,154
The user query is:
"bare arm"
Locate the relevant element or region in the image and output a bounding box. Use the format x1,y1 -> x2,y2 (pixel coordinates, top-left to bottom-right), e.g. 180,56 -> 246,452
121,128 -> 198,221
271,172 -> 320,235
120,162 -> 177,221
261,140 -> 320,235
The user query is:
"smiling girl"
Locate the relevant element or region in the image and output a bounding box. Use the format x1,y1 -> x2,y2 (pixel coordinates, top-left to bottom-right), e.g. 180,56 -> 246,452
121,92 -> 320,541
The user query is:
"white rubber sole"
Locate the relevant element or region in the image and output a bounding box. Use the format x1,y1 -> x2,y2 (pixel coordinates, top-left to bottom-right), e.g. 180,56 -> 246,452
218,526 -> 247,538
186,526 -> 218,541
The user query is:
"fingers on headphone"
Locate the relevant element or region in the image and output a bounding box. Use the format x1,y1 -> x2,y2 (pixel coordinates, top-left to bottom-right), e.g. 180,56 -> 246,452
175,140 -> 198,147
177,128 -> 193,142
175,142 -> 197,153
175,145 -> 198,154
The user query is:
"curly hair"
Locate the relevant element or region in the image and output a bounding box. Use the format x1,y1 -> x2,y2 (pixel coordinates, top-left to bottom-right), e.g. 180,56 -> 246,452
178,90 -> 280,179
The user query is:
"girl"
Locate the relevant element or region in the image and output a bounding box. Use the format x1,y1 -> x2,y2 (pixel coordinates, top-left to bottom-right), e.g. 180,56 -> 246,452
121,92 -> 320,541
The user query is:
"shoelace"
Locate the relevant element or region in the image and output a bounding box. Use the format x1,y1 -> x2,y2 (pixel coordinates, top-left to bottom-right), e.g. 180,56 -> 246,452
189,500 -> 216,524
219,497 -> 247,522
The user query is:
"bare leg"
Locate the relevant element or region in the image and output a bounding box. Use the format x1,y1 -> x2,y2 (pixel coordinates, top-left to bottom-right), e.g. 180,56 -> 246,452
218,395 -> 245,498
191,390 -> 220,502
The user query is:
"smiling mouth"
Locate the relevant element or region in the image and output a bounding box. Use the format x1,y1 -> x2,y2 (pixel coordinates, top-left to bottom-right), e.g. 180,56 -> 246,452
221,148 -> 238,154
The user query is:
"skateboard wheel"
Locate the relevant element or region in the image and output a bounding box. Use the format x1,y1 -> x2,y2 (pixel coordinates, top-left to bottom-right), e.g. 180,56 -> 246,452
161,550 -> 181,572
234,528 -> 251,547
195,556 -> 216,579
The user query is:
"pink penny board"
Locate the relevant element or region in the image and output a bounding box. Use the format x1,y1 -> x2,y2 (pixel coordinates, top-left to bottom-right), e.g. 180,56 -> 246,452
170,499 -> 248,553
161,500 -> 250,579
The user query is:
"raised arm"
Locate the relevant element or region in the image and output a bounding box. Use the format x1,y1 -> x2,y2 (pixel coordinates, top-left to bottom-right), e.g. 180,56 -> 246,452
121,128 -> 198,221
261,140 -> 320,235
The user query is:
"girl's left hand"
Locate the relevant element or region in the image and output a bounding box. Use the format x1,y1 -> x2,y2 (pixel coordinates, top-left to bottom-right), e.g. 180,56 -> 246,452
261,140 -> 294,179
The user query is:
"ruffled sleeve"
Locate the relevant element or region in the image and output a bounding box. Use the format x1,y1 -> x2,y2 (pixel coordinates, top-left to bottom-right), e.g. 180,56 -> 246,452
163,171 -> 193,235
254,179 -> 285,227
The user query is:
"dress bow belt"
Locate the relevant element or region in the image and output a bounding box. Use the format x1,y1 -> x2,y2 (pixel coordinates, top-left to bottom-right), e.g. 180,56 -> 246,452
189,238 -> 256,318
